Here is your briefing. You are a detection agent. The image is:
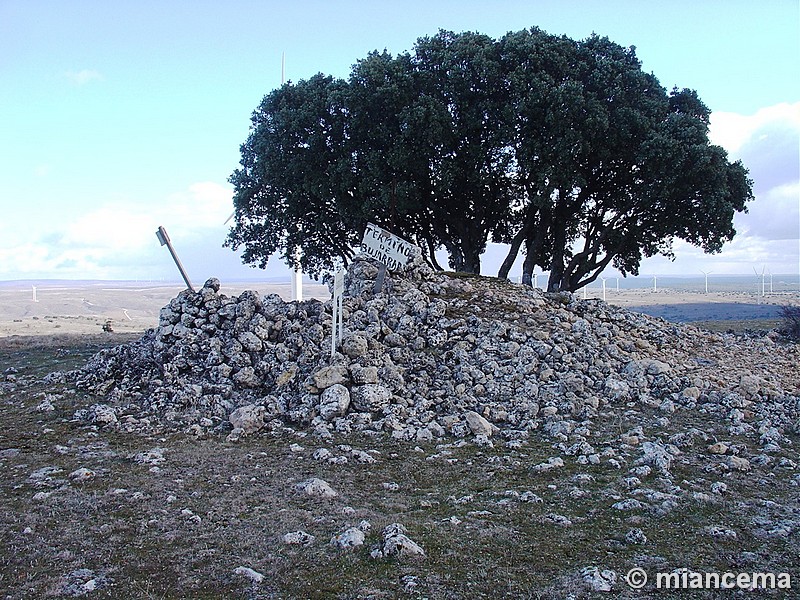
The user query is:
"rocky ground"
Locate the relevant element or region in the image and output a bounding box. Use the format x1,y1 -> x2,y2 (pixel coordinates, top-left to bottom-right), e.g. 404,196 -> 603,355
0,255 -> 798,598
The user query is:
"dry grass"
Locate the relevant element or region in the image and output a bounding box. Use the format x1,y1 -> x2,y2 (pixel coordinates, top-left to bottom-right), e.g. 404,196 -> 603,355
0,336 -> 797,599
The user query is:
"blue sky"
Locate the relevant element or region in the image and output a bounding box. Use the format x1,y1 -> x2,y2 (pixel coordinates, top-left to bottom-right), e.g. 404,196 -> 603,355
1,0 -> 798,283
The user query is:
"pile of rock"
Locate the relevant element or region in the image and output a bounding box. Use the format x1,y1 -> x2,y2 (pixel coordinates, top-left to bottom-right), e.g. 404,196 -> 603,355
72,249 -> 800,446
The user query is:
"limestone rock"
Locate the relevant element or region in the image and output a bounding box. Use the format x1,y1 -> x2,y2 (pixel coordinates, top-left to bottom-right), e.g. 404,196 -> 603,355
295,477 -> 338,498
330,527 -> 365,549
581,566 -> 617,592
69,467 -> 97,483
229,404 -> 266,435
283,531 -> 316,546
707,442 -> 729,455
70,249 -> 800,465
351,384 -> 392,412
381,523 -> 425,558
725,456 -> 751,472
233,566 -> 265,584
464,411 -> 498,437
342,334 -> 369,358
319,384 -> 351,421
312,366 -> 349,390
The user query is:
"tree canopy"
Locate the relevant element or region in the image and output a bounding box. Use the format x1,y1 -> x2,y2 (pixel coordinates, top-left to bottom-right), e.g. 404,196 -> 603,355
226,28 -> 753,291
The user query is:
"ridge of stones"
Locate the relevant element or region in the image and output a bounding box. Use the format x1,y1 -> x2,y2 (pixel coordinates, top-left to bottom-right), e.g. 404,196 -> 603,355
70,249 -> 800,446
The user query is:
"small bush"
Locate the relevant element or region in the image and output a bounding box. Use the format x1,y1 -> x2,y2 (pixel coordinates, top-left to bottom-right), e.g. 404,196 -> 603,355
778,304 -> 800,340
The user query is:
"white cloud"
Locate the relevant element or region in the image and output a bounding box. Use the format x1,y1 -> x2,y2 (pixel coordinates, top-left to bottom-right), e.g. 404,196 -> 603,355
63,69 -> 103,85
735,181 -> 800,242
0,182 -> 249,280
689,101 -> 800,275
710,102 -> 800,155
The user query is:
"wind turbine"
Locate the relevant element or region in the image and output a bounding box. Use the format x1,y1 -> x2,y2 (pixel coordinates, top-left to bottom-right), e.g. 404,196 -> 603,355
700,270 -> 712,294
600,277 -> 607,302
768,268 -> 774,293
754,265 -> 766,298
651,274 -> 658,292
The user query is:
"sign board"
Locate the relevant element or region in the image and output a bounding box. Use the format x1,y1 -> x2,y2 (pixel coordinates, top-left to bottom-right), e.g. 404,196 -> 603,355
360,223 -> 414,271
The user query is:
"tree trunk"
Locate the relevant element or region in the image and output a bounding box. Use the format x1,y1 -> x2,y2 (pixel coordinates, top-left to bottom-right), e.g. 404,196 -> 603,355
547,227 -> 568,292
498,196 -> 542,281
462,243 -> 482,274
522,241 -> 536,286
498,226 -> 527,280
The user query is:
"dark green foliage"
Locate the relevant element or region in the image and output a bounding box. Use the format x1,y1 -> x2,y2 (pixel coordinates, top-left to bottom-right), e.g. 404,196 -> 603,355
225,28 -> 753,288
779,304 -> 800,340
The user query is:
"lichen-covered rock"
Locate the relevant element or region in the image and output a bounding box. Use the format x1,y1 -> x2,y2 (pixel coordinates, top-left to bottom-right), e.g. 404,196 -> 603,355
229,404 -> 266,435
69,251 -> 800,452
464,411 -> 498,437
330,527 -> 365,549
319,384 -> 350,421
283,531 -> 316,546
351,384 -> 392,413
581,566 -> 616,592
312,366 -> 349,390
341,334 -> 369,358
295,477 -> 338,498
381,523 -> 425,558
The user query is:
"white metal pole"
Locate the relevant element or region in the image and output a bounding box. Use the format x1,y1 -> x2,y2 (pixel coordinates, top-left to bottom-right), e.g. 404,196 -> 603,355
337,293 -> 343,345
32,285 -> 38,302
155,226 -> 195,292
291,248 -> 303,302
331,309 -> 336,358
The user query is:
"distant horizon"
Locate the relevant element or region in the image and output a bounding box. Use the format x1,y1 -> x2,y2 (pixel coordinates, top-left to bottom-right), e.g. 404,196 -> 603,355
2,272 -> 798,285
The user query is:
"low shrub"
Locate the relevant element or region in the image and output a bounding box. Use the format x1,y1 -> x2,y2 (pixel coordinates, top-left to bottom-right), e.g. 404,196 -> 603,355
778,304 -> 800,340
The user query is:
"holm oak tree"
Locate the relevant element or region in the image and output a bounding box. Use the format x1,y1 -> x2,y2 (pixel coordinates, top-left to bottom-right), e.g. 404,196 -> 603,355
226,28 -> 752,290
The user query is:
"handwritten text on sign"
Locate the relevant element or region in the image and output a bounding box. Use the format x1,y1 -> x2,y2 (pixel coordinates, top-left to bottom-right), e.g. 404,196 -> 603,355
360,223 -> 414,271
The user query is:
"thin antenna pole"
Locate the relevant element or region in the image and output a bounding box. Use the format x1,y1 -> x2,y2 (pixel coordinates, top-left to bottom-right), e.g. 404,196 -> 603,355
282,51 -> 303,302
